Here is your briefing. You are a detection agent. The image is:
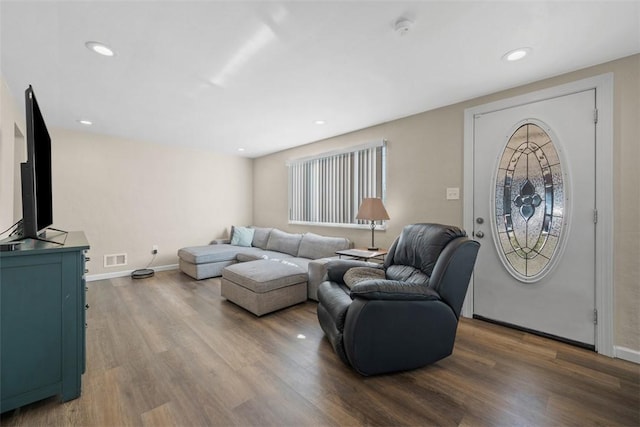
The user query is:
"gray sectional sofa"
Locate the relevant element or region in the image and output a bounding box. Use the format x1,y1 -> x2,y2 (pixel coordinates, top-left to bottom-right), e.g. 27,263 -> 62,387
178,227 -> 352,313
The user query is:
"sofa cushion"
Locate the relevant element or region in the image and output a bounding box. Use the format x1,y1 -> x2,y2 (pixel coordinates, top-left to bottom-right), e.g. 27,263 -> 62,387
222,259 -> 307,293
250,227 -> 273,249
343,267 -> 386,289
266,229 -> 303,256
178,244 -> 244,264
230,226 -> 254,247
297,232 -> 350,259
280,257 -> 312,271
236,249 -> 294,263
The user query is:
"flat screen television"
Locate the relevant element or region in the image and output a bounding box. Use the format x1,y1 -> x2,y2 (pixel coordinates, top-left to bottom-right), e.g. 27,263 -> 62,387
20,85 -> 53,239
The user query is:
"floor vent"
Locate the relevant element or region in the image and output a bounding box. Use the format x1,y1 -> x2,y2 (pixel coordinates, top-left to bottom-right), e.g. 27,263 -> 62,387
104,253 -> 127,268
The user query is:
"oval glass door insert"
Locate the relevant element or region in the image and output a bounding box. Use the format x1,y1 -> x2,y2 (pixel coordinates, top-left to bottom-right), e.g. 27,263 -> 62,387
493,121 -> 567,282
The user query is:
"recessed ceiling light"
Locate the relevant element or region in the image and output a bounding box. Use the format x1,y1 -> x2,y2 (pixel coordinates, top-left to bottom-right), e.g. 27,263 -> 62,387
502,47 -> 532,62
238,148 -> 245,152
314,120 -> 326,125
77,119 -> 92,125
85,41 -> 115,57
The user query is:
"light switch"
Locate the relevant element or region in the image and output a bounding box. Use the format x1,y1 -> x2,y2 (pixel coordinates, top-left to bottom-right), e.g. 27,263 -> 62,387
446,187 -> 460,200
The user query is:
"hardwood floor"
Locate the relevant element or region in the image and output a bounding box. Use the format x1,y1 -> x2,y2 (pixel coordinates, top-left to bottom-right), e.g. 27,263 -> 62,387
2,270 -> 638,426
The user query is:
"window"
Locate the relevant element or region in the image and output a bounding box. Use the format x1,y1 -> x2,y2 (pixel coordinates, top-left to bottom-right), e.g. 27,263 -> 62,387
494,121 -> 567,282
288,140 -> 386,227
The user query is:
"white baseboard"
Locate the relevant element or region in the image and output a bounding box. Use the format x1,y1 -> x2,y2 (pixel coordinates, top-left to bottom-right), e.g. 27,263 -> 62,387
86,264 -> 179,282
614,346 -> 640,364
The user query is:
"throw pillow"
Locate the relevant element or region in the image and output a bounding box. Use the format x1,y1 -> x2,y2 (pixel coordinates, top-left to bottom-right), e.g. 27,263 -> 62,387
343,267 -> 386,290
230,226 -> 254,247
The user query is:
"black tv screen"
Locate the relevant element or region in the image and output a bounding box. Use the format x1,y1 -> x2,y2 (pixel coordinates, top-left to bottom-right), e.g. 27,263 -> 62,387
21,85 -> 53,238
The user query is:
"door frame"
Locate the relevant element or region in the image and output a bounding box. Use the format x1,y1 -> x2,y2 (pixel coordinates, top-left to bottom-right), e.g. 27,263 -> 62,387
462,73 -> 614,356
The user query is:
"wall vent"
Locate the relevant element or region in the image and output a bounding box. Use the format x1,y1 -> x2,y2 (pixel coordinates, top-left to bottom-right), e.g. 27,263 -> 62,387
104,253 -> 127,268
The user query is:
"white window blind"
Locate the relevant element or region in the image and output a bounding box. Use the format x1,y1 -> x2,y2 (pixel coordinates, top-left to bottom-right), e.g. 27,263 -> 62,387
288,141 -> 386,226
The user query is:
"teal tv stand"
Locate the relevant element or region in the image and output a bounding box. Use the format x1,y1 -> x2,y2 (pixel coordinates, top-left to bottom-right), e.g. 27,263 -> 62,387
0,231 -> 90,413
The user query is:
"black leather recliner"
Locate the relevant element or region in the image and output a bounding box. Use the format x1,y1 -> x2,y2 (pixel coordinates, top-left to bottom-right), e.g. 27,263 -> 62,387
317,223 -> 480,376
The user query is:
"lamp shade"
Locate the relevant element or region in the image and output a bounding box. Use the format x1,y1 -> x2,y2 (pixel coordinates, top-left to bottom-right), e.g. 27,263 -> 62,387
356,198 -> 390,221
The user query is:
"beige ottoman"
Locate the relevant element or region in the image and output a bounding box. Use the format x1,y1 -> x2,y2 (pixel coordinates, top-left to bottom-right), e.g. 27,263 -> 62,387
221,260 -> 308,316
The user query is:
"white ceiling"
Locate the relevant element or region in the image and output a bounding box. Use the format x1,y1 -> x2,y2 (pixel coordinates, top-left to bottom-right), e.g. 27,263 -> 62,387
1,1 -> 638,158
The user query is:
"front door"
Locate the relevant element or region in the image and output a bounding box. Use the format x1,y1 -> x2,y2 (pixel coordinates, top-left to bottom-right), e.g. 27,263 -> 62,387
472,89 -> 596,347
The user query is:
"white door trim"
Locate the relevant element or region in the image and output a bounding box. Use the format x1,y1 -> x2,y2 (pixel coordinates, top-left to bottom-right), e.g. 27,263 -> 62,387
463,73 -> 614,356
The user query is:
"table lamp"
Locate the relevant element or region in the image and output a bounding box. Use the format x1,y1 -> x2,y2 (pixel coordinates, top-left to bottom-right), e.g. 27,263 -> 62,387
356,198 -> 390,251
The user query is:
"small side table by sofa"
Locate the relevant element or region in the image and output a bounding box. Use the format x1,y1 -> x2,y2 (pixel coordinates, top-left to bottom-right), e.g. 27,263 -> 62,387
335,248 -> 387,262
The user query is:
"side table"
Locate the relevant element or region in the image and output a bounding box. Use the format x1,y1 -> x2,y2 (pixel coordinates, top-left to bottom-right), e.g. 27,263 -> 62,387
335,248 -> 387,262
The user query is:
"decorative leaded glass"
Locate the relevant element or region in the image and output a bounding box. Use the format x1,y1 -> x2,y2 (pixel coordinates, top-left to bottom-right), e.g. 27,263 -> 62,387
493,122 -> 566,282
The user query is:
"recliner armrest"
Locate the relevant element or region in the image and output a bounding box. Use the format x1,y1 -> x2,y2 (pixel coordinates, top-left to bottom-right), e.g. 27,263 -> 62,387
349,279 -> 441,301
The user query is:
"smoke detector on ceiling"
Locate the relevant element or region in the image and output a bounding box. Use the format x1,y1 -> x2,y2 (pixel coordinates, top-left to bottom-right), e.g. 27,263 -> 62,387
394,18 -> 413,36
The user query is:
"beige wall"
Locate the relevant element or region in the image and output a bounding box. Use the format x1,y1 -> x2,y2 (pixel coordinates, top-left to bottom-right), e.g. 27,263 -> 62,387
612,55 -> 640,352
0,78 -> 25,229
253,54 -> 639,352
253,105 -> 466,245
51,129 -> 254,276
0,77 -> 254,276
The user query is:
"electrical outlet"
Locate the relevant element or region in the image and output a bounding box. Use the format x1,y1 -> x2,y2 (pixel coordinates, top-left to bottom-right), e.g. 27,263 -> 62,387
446,187 -> 460,200
152,245 -> 158,255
